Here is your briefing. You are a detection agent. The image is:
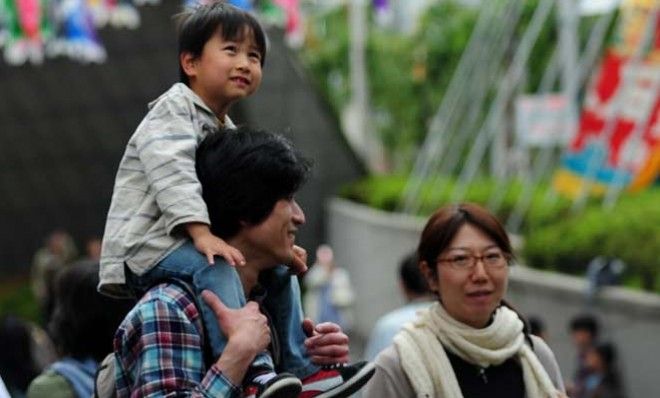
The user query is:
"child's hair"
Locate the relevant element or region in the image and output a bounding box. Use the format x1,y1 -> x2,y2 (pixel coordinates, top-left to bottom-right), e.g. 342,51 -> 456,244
196,126 -> 311,239
175,1 -> 267,86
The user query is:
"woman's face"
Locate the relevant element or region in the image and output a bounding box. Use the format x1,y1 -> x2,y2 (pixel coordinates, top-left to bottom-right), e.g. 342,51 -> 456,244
421,223 -> 509,328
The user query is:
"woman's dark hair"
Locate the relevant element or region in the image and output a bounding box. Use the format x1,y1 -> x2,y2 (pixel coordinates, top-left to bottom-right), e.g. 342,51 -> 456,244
0,315 -> 39,394
48,261 -> 134,362
196,127 -> 311,239
176,1 -> 267,85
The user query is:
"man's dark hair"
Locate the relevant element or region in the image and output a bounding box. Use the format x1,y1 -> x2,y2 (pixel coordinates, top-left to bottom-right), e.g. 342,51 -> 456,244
569,313 -> 600,338
175,1 -> 267,86
48,261 -> 134,362
399,252 -> 429,296
196,127 -> 311,239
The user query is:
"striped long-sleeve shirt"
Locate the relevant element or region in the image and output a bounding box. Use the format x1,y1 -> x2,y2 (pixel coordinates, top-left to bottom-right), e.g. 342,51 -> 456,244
114,283 -> 240,398
99,83 -> 235,297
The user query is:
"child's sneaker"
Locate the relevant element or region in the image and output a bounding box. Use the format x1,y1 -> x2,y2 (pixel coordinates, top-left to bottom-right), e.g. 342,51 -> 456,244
300,361 -> 376,398
243,372 -> 302,398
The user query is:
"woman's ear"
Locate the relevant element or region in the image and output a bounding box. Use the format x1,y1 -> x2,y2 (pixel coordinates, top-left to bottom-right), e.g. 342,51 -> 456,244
419,260 -> 439,293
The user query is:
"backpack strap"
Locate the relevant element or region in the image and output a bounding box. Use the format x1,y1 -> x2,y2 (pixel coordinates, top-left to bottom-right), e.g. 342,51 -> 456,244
50,358 -> 96,398
153,277 -> 215,368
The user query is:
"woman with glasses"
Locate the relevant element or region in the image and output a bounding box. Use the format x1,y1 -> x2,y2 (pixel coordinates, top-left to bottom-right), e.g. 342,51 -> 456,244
362,203 -> 567,398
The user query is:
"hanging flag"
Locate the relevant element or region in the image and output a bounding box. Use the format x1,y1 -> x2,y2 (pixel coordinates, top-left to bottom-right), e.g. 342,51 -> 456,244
553,0 -> 660,197
2,0 -> 53,65
47,0 -> 106,63
108,0 -> 139,29
274,0 -> 302,47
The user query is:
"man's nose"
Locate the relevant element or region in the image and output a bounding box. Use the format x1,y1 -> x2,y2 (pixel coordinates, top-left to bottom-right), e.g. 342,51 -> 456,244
292,200 -> 305,225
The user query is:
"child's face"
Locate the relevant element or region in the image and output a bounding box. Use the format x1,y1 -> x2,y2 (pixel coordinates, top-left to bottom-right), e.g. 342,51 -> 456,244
184,27 -> 263,116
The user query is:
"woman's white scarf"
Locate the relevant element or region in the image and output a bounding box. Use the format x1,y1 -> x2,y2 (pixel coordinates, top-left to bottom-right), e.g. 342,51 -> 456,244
393,302 -> 559,398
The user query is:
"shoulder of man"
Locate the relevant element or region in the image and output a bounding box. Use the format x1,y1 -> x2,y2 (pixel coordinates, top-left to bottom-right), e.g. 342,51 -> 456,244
98,282 -> 208,398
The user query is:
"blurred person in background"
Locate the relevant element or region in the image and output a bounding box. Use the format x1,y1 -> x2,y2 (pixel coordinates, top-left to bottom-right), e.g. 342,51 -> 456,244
30,229 -> 78,325
568,314 -> 601,398
529,315 -> 549,342
83,236 -> 103,263
0,315 -> 40,398
303,244 -> 356,333
582,342 -> 626,398
27,261 -> 133,398
363,203 -> 566,398
363,251 -> 433,361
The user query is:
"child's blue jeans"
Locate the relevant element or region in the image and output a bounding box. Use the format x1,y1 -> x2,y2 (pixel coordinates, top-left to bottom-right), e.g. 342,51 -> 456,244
127,241 -> 318,378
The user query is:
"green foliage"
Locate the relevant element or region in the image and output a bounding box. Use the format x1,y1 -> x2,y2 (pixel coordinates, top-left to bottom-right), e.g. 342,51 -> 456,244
299,2 -> 617,172
299,7 -> 351,119
340,174 -> 572,230
523,189 -> 660,292
0,279 -> 40,323
342,176 -> 660,293
367,2 -> 478,170
300,2 -> 478,171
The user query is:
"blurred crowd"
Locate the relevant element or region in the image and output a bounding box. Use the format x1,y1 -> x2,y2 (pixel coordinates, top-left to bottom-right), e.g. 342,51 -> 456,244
0,230 -> 628,398
0,229 -> 133,398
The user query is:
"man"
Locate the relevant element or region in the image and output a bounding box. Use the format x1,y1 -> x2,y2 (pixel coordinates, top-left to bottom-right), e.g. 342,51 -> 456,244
364,252 -> 433,361
114,128 -> 373,398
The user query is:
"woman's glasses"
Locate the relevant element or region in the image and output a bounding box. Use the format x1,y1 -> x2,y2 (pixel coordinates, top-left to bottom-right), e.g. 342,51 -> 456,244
437,250 -> 509,271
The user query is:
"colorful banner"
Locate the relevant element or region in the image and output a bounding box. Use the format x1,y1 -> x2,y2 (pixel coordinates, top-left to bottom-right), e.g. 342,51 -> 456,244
553,1 -> 660,198
0,0 -> 155,65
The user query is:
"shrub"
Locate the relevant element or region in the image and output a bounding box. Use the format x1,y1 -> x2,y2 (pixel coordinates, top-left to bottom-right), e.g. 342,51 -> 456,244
341,176 -> 660,292
523,189 -> 660,291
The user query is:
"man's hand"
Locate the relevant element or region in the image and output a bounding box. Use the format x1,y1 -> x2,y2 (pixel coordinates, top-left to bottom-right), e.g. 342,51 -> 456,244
186,222 -> 245,266
201,290 -> 270,385
302,318 -> 349,365
289,245 -> 308,274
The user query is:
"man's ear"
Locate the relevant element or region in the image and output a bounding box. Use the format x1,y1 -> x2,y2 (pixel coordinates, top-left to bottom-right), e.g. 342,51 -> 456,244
419,260 -> 439,293
180,52 -> 198,79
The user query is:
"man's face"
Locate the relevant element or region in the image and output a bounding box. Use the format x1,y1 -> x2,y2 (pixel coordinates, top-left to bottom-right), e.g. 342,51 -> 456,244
243,198 -> 305,266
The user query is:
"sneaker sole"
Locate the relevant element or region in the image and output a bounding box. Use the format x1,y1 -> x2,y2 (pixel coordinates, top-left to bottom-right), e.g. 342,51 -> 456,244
310,362 -> 376,398
260,378 -> 302,398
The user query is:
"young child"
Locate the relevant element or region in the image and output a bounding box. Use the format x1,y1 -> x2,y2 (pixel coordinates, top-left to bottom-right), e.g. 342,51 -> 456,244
99,2 -> 373,398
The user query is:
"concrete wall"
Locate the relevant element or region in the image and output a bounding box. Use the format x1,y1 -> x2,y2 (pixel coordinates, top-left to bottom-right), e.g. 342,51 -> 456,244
327,198 -> 660,398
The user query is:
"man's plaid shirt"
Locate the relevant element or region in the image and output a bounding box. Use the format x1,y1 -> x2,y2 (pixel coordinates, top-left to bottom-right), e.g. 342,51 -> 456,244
114,283 -> 240,398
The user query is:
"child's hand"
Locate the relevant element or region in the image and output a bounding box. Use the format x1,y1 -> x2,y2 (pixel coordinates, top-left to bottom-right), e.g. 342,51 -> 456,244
289,245 -> 308,274
186,223 -> 245,266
